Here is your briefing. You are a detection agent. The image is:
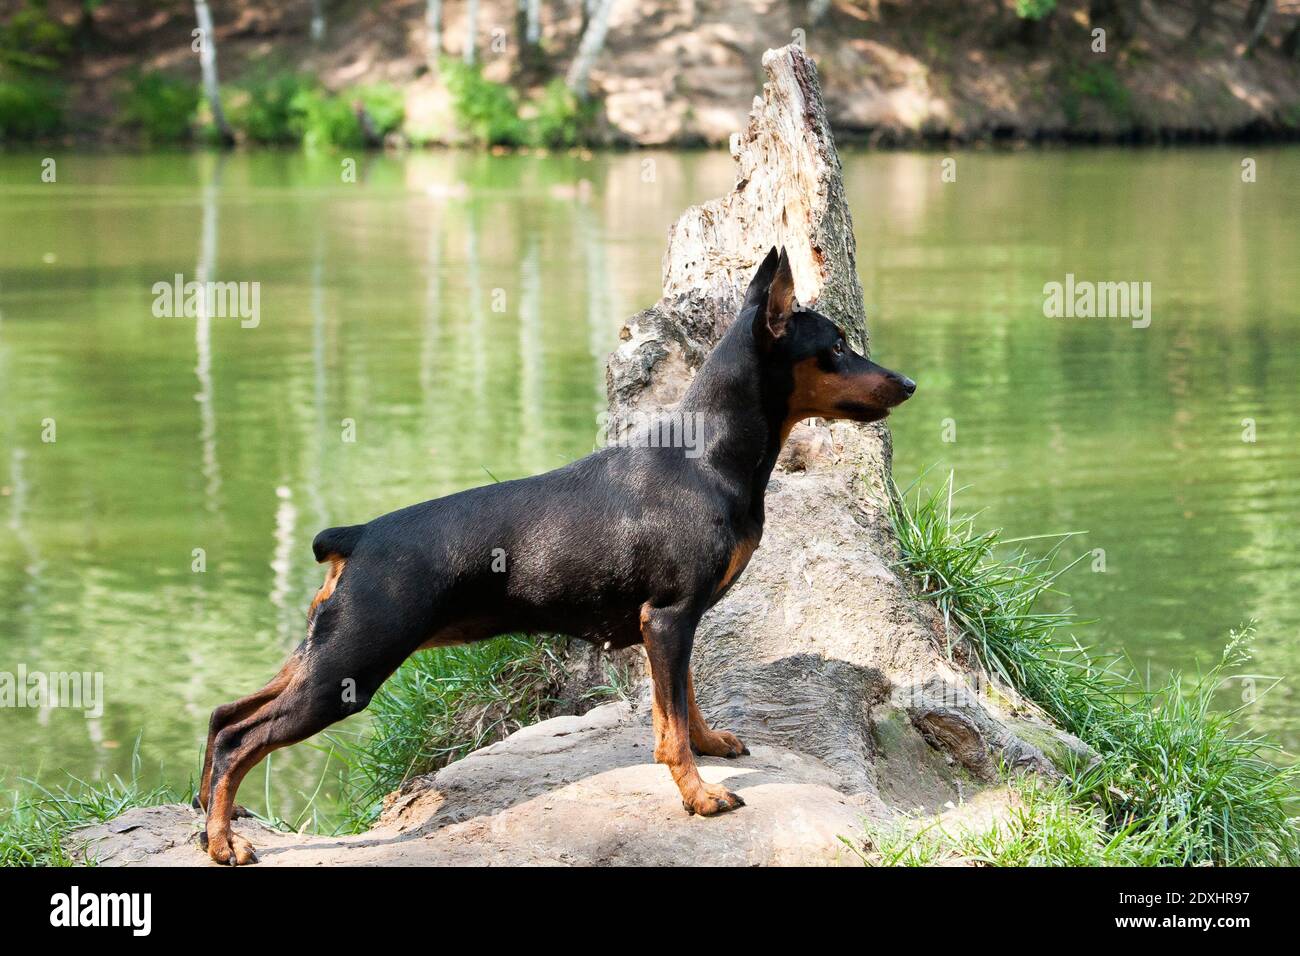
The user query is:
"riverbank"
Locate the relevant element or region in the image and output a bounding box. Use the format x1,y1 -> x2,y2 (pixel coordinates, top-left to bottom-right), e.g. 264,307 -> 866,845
3,0 -> 1300,148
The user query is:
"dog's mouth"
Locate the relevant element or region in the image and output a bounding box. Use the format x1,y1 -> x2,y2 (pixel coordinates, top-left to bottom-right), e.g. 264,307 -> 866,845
836,376 -> 916,423
834,401 -> 893,423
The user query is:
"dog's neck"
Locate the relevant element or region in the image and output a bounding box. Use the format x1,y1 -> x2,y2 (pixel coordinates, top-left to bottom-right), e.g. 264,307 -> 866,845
678,315 -> 791,526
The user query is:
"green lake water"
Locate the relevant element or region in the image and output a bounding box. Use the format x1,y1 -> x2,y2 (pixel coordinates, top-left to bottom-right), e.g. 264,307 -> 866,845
1,148 -> 1297,820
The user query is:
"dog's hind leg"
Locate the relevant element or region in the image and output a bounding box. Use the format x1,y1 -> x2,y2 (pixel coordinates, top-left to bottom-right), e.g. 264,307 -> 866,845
196,656 -> 300,816
641,603 -> 744,816
202,639 -> 405,865
202,592 -> 416,865
686,669 -> 748,759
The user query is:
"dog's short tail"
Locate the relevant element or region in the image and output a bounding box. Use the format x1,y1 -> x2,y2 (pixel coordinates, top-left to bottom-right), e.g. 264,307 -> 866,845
312,524 -> 365,563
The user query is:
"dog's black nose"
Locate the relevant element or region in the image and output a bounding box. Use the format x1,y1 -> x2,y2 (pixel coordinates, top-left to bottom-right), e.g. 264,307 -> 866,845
899,376 -> 917,395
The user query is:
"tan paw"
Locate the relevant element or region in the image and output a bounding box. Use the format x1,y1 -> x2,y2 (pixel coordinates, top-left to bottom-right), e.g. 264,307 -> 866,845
205,827 -> 259,866
691,728 -> 749,759
682,781 -> 745,816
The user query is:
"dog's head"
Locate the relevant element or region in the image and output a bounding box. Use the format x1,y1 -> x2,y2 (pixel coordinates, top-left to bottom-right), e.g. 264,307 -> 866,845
741,246 -> 915,424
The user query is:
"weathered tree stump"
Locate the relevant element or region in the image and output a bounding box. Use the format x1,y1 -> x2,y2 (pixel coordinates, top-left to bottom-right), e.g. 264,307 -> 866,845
602,43 -> 1087,804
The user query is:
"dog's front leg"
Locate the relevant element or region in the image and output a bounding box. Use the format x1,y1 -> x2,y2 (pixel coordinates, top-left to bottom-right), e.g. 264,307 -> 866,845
641,603 -> 745,816
686,669 -> 748,758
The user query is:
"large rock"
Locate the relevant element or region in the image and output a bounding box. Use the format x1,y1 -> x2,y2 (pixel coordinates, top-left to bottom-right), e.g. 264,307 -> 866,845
70,701 -> 1020,866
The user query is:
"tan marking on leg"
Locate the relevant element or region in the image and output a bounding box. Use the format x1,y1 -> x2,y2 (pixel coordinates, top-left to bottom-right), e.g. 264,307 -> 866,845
203,657 -> 304,864
207,742 -> 270,865
686,669 -> 746,758
199,656 -> 299,811
640,604 -> 744,817
714,534 -> 759,597
308,554 -> 346,619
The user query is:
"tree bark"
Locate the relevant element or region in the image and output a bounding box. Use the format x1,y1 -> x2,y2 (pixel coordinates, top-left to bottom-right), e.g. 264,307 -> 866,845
193,0 -> 234,146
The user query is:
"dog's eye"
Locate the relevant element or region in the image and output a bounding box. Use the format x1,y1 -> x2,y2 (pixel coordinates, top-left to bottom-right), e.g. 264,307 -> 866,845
832,341 -> 844,356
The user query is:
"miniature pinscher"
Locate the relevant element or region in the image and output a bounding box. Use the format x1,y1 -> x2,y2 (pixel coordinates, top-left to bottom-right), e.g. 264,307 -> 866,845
195,248 -> 915,864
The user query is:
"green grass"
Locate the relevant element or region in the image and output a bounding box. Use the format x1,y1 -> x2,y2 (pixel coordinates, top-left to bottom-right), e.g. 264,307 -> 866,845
332,635 -> 570,830
0,741 -> 178,867
845,774 -> 1186,867
884,472 -> 1300,866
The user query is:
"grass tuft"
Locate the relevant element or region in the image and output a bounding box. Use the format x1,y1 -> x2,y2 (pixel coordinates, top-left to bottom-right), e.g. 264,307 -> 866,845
845,775 -> 1188,867
332,635 -> 568,830
0,740 -> 177,867
886,472 -> 1299,866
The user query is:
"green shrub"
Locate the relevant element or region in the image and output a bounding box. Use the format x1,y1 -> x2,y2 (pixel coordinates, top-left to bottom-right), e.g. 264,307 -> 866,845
0,70 -> 64,139
289,85 -> 364,150
889,473 -> 1300,865
356,83 -> 405,139
441,60 -> 524,146
1014,0 -> 1057,20
118,71 -> 199,143
228,71 -> 316,144
0,0 -> 71,72
528,78 -> 595,148
1062,63 -> 1133,126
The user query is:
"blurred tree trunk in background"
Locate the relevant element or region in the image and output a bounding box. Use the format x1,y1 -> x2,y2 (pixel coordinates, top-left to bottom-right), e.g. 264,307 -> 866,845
567,0 -> 614,97
1243,0 -> 1274,55
1284,16 -> 1300,58
526,0 -> 542,45
464,0 -> 479,65
518,0 -> 546,72
426,0 -> 442,68
1185,0 -> 1213,43
193,0 -> 233,146
310,0 -> 326,43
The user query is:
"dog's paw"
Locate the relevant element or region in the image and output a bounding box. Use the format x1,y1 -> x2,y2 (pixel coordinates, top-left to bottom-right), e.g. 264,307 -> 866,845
691,728 -> 748,759
682,782 -> 745,817
205,827 -> 259,866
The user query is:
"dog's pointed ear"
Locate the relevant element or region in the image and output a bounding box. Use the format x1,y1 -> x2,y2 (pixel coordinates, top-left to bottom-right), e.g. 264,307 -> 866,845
740,247 -> 781,319
755,247 -> 797,349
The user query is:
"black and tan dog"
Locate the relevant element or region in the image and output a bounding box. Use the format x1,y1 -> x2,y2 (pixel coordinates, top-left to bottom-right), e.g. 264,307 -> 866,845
196,248 -> 915,864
